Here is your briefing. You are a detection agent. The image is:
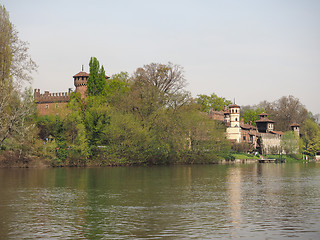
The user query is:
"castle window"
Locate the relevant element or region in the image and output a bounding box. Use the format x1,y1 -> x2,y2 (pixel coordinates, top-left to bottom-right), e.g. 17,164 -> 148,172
243,136 -> 246,141
232,109 -> 234,113
45,104 -> 49,109
235,118 -> 238,121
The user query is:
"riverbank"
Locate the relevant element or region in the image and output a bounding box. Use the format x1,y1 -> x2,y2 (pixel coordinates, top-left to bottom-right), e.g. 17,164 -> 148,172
0,151 -> 50,168
0,150 -> 305,168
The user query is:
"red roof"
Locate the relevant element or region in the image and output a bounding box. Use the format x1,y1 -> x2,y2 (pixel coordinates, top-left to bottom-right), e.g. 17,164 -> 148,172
255,117 -> 275,123
73,71 -> 89,77
228,104 -> 240,108
270,130 -> 284,135
73,71 -> 110,79
240,123 -> 257,130
290,123 -> 300,127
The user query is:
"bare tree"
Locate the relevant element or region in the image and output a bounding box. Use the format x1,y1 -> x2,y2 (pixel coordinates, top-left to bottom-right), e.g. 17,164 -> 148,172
132,62 -> 187,95
258,95 -> 309,131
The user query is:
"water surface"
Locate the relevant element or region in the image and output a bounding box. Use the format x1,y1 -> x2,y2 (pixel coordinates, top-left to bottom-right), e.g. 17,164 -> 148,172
1,163 -> 320,239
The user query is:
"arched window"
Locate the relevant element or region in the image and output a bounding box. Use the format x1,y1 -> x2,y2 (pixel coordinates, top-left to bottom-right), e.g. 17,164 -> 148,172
232,109 -> 234,113
235,118 -> 238,121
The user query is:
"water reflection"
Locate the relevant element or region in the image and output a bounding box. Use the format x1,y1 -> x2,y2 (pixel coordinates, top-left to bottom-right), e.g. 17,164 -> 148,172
0,164 -> 320,239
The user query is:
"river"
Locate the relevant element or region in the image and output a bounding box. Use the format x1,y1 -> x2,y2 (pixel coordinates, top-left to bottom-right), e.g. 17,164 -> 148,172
0,163 -> 320,239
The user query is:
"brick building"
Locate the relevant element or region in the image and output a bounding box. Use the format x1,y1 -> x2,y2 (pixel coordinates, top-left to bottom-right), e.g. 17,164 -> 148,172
34,71 -> 109,115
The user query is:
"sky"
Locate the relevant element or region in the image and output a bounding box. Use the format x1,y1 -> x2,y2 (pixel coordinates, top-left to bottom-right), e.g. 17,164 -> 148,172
2,0 -> 320,114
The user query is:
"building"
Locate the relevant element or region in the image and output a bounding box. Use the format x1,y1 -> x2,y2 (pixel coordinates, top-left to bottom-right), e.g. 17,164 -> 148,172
210,105 -> 300,155
34,71 -> 109,115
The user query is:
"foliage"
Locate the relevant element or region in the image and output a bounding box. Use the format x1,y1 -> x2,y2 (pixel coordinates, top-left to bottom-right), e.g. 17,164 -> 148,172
196,93 -> 232,112
241,107 -> 265,125
32,62 -> 232,166
105,71 -> 130,104
281,131 -> 299,155
0,5 -> 37,151
301,119 -> 320,156
87,57 -> 107,96
258,95 -> 308,131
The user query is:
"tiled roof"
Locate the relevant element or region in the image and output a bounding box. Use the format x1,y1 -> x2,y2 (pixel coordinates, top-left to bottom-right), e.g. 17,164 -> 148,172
240,123 -> 257,130
73,71 -> 89,77
255,117 -> 275,123
290,123 -> 300,127
228,104 -> 240,108
270,130 -> 284,135
73,71 -> 110,79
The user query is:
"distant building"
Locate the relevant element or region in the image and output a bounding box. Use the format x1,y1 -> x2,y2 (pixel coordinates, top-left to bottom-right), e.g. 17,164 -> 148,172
210,105 -> 300,155
34,70 -> 109,115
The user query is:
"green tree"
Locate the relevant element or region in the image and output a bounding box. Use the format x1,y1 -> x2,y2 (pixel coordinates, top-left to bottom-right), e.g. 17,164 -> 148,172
0,5 -> 37,151
196,93 -> 232,112
301,119 -> 320,156
242,107 -> 265,125
87,57 -> 106,96
105,71 -> 130,104
281,131 -> 299,155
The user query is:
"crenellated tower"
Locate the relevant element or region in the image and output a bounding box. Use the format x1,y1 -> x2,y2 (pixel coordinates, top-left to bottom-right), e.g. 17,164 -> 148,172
73,71 -> 89,98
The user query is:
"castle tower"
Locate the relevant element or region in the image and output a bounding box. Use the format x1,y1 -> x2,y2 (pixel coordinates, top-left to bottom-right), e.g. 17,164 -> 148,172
229,104 -> 240,128
290,123 -> 300,137
255,112 -> 275,133
226,104 -> 241,143
73,71 -> 89,98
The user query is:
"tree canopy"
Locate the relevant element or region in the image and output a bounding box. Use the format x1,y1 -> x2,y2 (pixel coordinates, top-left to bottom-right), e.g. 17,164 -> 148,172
258,96 -> 309,131
0,5 -> 37,150
196,93 -> 232,112
241,106 -> 265,125
87,57 -> 107,96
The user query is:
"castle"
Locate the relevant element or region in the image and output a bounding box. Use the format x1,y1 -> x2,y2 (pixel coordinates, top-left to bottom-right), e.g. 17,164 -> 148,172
34,71 -> 109,115
209,104 -> 300,155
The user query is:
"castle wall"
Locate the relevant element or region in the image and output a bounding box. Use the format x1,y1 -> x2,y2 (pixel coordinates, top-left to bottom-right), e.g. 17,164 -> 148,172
260,133 -> 282,155
34,89 -> 70,116
208,111 -> 224,121
36,102 -> 68,116
227,127 -> 241,143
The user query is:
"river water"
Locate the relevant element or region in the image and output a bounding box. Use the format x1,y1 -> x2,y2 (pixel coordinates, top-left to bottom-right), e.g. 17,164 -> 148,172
0,163 -> 320,239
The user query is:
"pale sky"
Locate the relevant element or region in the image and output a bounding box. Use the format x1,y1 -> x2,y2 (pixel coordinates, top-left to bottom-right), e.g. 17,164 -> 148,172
3,0 -> 320,114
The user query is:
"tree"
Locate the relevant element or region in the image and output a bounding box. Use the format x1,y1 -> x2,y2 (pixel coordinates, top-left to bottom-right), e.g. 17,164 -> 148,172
87,57 -> 106,96
258,96 -> 308,131
105,71 -> 130,104
126,62 -> 190,122
196,93 -> 232,112
0,5 -> 37,150
134,62 -> 186,95
241,107 -> 265,125
281,131 -> 299,155
301,119 -> 320,156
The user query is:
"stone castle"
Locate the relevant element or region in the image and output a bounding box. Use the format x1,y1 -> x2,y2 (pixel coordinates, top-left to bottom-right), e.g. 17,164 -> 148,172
209,104 -> 300,155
